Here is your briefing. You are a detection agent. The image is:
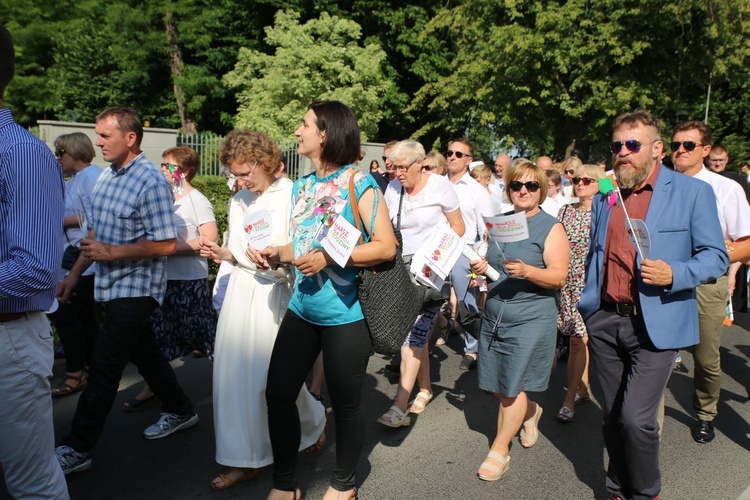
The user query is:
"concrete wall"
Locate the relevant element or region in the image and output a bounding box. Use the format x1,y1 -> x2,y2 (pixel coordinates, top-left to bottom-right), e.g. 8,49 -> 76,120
37,120 -> 178,168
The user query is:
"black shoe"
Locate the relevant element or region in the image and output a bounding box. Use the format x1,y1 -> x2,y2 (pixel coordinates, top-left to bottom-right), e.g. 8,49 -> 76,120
459,354 -> 477,370
691,419 -> 715,443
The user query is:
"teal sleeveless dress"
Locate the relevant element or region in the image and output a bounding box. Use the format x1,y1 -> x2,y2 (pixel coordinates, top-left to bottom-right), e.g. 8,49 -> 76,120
478,210 -> 560,397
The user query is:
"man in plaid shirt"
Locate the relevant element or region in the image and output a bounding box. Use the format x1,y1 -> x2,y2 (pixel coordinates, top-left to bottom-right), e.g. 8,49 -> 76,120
55,107 -> 198,475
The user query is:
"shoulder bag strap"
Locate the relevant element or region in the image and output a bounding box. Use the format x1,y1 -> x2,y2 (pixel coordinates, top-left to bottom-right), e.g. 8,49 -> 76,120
349,171 -> 365,246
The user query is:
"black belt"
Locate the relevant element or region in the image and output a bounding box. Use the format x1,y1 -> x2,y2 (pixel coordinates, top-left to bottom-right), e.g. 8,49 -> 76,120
0,312 -> 24,322
601,301 -> 638,317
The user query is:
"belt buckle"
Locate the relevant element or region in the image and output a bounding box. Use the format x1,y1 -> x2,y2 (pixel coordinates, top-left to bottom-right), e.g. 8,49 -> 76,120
615,303 -> 637,316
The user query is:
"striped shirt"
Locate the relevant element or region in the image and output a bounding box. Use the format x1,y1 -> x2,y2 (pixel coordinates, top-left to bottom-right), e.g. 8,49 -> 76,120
92,152 -> 176,304
0,108 -> 64,313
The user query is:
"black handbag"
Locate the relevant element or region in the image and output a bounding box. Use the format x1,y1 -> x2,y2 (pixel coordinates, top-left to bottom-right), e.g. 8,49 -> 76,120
350,174 -> 424,355
61,230 -> 81,270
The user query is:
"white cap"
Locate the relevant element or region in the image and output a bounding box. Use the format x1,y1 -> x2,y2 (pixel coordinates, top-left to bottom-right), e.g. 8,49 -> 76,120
468,160 -> 485,172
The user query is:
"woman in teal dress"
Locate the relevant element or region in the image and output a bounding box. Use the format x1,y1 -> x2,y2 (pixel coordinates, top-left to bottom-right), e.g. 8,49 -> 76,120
470,159 -> 570,482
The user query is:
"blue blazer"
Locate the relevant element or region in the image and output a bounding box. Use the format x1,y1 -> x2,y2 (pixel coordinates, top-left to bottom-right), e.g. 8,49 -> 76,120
578,165 -> 729,349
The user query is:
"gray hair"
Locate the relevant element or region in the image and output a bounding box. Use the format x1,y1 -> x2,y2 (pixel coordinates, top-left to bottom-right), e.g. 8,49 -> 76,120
387,140 -> 425,166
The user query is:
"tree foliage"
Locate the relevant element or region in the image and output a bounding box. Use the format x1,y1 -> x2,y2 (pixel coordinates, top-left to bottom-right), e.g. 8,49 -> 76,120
224,10 -> 391,142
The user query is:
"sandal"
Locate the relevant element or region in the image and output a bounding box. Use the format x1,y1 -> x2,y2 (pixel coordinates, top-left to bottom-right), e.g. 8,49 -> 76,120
574,391 -> 591,405
477,450 -> 510,481
435,319 -> 456,346
122,395 -> 158,412
210,467 -> 258,491
408,390 -> 433,414
556,406 -> 574,423
377,405 -> 411,428
51,373 -> 88,397
519,402 -> 543,448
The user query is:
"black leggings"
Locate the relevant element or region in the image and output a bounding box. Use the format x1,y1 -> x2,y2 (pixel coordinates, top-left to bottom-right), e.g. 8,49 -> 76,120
266,310 -> 372,492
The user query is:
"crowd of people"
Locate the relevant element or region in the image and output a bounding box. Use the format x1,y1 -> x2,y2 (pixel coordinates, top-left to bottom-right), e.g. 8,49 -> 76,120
1,22 -> 748,500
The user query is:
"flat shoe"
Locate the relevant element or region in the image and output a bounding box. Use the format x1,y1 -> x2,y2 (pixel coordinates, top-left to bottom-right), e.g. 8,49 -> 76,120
377,405 -> 411,428
51,373 -> 88,397
122,395 -> 158,412
556,406 -> 574,423
477,450 -> 510,481
574,392 -> 591,405
520,402 -> 543,448
408,390 -> 433,414
210,468 -> 258,491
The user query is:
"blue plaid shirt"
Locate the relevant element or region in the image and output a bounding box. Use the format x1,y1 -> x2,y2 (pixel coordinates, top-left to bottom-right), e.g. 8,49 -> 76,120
91,152 -> 176,304
0,108 -> 64,313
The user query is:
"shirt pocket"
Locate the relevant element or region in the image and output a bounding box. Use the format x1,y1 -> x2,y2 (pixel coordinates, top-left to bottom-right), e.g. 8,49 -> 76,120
112,205 -> 143,243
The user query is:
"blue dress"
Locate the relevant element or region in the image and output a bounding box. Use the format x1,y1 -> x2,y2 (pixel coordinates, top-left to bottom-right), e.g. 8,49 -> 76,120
478,210 -> 560,397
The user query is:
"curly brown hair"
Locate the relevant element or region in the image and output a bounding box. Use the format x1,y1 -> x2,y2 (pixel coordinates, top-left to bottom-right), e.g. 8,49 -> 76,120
220,130 -> 281,175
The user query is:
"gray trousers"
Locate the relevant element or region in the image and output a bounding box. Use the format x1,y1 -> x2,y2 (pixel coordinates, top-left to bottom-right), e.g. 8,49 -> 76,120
449,255 -> 479,354
0,312 -> 69,499
586,308 -> 676,500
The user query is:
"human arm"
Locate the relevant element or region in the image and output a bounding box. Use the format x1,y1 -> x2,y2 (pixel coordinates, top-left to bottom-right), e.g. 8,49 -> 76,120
445,208 -> 465,237
727,237 -> 750,264
56,232 -> 96,302
80,237 -> 177,261
63,216 -> 81,229
199,237 -> 235,263
177,221 -> 219,254
502,222 -> 569,288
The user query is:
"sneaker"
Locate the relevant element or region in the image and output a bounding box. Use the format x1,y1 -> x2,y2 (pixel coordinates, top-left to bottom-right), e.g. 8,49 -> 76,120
55,445 -> 92,475
143,412 -> 199,440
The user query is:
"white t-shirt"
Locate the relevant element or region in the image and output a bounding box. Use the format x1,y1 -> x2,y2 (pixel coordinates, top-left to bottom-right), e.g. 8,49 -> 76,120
541,194 -> 570,219
384,174 -> 460,256
63,165 -> 104,278
166,189 -> 216,280
693,166 -> 750,240
449,171 -> 493,244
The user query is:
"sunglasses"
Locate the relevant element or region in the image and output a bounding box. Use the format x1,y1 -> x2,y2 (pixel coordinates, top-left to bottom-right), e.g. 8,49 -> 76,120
422,164 -> 436,170
382,156 -> 388,162
160,162 -> 180,173
55,149 -> 66,157
670,141 -> 703,152
508,180 -> 541,192
572,177 -> 597,186
565,169 -> 575,175
610,139 -> 650,154
446,150 -> 471,159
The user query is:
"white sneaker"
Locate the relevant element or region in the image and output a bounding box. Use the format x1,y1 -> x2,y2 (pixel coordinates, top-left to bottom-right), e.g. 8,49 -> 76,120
55,445 -> 92,475
143,412 -> 199,440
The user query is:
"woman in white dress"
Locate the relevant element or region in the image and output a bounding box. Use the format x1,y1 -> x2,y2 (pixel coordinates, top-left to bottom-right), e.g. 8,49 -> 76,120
200,130 -> 326,491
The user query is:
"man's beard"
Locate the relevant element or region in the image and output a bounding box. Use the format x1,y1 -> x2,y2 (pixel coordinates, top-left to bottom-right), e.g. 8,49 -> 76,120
614,157 -> 650,190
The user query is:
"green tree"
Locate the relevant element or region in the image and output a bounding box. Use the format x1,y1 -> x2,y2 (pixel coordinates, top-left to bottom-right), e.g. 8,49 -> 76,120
412,0 -> 750,161
224,10 -> 392,142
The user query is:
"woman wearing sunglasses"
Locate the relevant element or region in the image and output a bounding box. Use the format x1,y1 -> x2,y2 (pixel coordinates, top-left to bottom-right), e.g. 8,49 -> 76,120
555,164 -> 605,423
469,159 -> 569,482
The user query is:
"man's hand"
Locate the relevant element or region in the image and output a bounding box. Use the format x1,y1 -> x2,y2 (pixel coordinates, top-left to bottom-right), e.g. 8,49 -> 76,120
56,275 -> 79,303
80,238 -> 114,261
640,258 -> 673,287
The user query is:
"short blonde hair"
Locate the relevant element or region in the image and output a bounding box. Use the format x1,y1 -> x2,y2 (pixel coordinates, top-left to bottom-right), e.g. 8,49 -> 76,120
504,158 -> 548,201
470,163 -> 492,182
424,150 -> 446,175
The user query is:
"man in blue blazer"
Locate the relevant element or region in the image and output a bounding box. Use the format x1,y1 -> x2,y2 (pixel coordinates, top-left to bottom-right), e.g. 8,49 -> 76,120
578,110 -> 728,500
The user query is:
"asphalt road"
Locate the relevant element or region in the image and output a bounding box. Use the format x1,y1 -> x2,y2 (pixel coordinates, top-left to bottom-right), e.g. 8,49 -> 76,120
2,313 -> 749,500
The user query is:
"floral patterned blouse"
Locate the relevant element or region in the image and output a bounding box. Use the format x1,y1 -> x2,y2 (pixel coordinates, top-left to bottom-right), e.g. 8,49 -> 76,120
288,166 -> 379,326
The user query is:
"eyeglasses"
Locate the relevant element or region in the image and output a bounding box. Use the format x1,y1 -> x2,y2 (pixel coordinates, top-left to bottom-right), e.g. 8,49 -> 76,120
160,162 -> 180,173
508,180 -> 541,192
565,169 -> 575,175
55,149 -> 66,157
572,177 -> 597,186
227,162 -> 258,182
393,160 -> 418,172
670,141 -> 703,152
610,139 -> 654,154
447,150 -> 471,159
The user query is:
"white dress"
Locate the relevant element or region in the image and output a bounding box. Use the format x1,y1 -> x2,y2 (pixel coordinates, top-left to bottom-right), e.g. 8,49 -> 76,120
213,177 -> 326,468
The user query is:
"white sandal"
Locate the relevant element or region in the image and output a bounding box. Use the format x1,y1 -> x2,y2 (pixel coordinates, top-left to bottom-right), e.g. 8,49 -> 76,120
408,390 -> 433,414
377,405 -> 411,428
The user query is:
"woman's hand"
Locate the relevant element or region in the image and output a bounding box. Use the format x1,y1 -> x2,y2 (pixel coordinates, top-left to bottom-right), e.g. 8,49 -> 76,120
293,249 -> 331,277
503,258 -> 529,279
246,244 -> 273,270
199,238 -> 232,262
470,258 -> 489,276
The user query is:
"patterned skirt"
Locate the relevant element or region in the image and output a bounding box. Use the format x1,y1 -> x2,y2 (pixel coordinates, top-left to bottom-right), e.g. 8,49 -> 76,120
151,278 -> 218,360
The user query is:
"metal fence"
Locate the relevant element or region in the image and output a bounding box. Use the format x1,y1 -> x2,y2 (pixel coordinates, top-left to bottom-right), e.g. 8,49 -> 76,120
177,133 -> 305,179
